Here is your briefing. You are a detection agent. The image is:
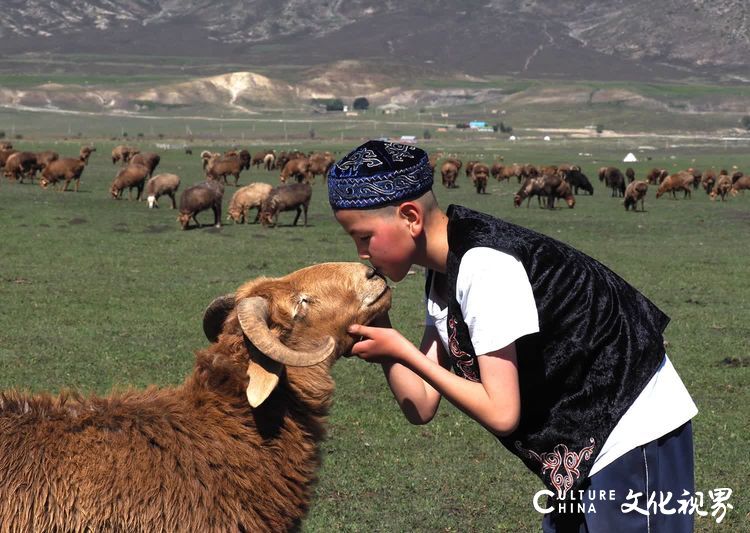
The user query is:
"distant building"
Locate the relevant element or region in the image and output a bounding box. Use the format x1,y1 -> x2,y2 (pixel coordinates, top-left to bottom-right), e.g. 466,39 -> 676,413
469,121 -> 488,129
398,135 -> 417,144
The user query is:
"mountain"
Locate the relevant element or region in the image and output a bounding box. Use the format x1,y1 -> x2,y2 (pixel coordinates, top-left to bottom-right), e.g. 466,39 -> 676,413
1,0 -> 749,82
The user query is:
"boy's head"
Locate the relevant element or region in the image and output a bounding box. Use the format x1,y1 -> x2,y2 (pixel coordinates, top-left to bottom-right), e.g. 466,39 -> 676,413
328,140 -> 440,281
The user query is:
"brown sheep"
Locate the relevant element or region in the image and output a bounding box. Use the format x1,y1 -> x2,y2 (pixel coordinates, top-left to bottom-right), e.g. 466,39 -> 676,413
444,157 -> 463,173
263,151 -> 276,171
701,169 -> 717,194
470,163 -> 489,194
547,179 -> 576,209
260,183 -> 312,228
440,161 -> 459,189
206,151 -> 251,186
598,166 -> 626,197
0,148 -> 18,169
656,172 -> 693,199
0,141 -> 12,150
465,160 -> 478,178
514,177 -> 546,208
731,175 -> 750,196
0,262 -> 391,532
3,151 -> 38,182
145,173 -> 181,209
39,149 -> 93,192
110,163 -> 151,201
645,168 -> 669,185
111,145 -> 139,165
427,151 -> 443,175
686,167 -> 702,189
307,152 -> 335,183
625,167 -> 635,183
129,152 -> 161,178
710,175 -> 732,201
558,164 -> 594,195
624,180 -> 649,211
178,180 -> 224,230
227,182 -> 273,224
280,158 -> 312,184
79,146 -> 96,165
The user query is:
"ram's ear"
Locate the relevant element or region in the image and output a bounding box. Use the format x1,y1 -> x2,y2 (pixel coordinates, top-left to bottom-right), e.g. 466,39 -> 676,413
245,352 -> 283,407
203,294 -> 236,342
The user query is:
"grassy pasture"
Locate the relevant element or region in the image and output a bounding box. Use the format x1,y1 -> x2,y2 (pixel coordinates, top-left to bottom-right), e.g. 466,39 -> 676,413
1,137 -> 749,532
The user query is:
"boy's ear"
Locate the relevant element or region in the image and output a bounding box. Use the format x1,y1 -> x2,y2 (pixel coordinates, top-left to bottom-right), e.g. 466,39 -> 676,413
397,201 -> 423,236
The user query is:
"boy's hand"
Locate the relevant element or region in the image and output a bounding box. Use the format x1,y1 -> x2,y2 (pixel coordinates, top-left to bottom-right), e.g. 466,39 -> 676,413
347,321 -> 409,365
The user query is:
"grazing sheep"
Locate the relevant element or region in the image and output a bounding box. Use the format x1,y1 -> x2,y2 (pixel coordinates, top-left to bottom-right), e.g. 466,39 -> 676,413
145,173 -> 181,209
0,262 -> 391,532
710,175 -> 732,201
227,182 -> 274,224
558,164 -> 594,195
465,160 -> 478,178
624,180 -> 649,211
39,151 -> 91,192
206,151 -> 251,186
79,146 -> 96,165
0,148 -> 18,169
547,179 -> 576,209
260,183 -> 312,228
625,167 -> 636,183
701,169 -> 717,194
656,172 -> 693,199
280,158 -> 312,184
599,166 -> 626,197
514,177 -> 546,208
440,161 -> 459,189
178,180 -> 224,230
731,175 -> 750,196
110,163 -> 151,201
111,145 -> 139,165
646,168 -> 669,185
307,152 -> 335,183
3,152 -> 38,182
263,151 -> 276,171
129,152 -> 161,178
470,163 -> 489,194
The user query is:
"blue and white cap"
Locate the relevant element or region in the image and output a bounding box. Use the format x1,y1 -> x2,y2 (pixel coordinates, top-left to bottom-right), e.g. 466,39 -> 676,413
327,140 -> 433,209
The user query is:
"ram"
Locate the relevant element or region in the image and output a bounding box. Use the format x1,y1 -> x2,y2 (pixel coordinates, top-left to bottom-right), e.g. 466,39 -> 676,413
0,262 -> 391,532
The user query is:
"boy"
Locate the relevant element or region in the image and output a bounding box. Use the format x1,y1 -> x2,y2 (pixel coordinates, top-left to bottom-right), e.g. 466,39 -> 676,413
328,140 -> 697,532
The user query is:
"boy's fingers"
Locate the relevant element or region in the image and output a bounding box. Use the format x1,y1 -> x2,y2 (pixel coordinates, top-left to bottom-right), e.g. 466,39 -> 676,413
348,324 -> 372,337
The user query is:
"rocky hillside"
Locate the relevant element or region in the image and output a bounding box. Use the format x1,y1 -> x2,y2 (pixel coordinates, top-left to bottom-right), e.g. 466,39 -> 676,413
1,1 -> 748,81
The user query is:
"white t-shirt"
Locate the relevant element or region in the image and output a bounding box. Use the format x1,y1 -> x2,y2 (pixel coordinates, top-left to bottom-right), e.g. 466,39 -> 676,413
424,247 -> 697,476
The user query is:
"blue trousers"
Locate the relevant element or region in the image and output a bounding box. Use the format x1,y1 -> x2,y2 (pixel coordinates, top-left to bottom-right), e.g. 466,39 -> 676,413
542,421 -> 694,533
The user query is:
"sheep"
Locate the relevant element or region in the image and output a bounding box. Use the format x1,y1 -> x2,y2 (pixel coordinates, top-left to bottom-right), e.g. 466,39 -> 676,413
79,145 -> 96,165
307,152 -> 335,183
263,151 -> 276,171
178,180 -> 224,230
129,152 -> 161,178
731,175 -> 750,196
701,169 -> 717,194
145,173 -> 181,209
227,182 -> 273,224
710,174 -> 732,201
260,183 -> 312,228
465,160 -> 478,178
624,180 -> 649,211
656,172 -> 693,199
205,150 -> 251,186
39,151 -> 91,192
111,145 -> 139,165
645,168 -> 669,185
3,151 -> 38,182
470,163 -> 489,194
0,148 -> 18,169
598,166 -> 626,197
0,262 -> 391,532
558,164 -> 594,195
514,177 -> 546,208
547,179 -> 576,209
625,167 -> 636,183
440,161 -> 459,189
110,163 -> 151,201
279,158 -> 312,184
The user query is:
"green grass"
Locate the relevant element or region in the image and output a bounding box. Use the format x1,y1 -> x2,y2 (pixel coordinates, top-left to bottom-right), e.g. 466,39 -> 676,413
1,140 -> 749,531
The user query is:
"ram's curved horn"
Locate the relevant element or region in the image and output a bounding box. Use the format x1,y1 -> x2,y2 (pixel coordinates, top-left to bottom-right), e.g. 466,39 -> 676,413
237,297 -> 335,367
202,294 -> 236,342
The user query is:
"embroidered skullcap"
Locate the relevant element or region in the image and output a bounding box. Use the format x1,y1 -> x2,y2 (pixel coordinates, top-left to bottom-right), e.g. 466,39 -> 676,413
327,140 -> 433,209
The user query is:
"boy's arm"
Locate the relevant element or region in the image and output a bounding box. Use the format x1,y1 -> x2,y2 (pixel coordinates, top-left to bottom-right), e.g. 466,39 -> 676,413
350,321 -> 521,436
381,323 -> 446,425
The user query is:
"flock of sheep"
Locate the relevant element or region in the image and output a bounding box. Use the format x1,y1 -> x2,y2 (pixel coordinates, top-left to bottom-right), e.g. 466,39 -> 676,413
429,152 -> 750,212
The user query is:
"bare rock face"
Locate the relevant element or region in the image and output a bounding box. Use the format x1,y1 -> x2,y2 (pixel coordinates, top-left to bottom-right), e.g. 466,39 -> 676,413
0,1 -> 748,79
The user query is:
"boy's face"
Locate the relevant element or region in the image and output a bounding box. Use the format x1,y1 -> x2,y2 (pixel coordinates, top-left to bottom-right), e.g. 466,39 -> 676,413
335,207 -> 416,282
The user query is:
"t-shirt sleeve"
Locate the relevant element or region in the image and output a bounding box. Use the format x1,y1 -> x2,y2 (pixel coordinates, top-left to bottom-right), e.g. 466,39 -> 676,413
456,247 -> 540,355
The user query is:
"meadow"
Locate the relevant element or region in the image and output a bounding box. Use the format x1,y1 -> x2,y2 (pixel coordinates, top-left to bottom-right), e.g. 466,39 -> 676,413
1,133 -> 748,531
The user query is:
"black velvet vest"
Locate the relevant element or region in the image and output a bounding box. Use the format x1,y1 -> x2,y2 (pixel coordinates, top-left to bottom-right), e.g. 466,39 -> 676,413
429,205 -> 669,499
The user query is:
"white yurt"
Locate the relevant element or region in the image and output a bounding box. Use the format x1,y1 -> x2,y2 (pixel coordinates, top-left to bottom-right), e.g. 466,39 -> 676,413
623,152 -> 638,162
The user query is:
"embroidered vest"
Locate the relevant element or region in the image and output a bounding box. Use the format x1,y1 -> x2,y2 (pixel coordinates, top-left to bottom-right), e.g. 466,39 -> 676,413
429,205 -> 669,499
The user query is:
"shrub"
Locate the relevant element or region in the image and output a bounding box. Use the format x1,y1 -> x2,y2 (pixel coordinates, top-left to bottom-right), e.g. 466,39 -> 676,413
352,97 -> 370,111
741,115 -> 750,131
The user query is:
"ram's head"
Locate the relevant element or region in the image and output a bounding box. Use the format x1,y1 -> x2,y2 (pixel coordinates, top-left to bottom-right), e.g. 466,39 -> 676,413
202,262 -> 391,406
